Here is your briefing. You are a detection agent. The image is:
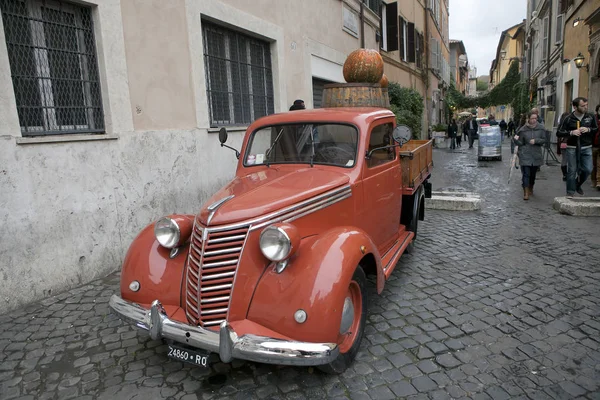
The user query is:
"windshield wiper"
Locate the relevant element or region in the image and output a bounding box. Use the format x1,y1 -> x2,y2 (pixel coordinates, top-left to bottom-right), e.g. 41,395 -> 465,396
265,128 -> 284,167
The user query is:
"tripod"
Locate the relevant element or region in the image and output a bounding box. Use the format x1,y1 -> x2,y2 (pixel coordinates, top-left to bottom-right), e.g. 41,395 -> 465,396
543,131 -> 560,165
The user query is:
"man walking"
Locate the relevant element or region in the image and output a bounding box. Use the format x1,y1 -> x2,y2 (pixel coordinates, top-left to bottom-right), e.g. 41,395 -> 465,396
465,115 -> 478,149
557,97 -> 599,196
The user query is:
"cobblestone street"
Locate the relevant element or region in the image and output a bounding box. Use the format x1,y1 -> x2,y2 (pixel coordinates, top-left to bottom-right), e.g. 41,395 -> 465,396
1,142 -> 599,400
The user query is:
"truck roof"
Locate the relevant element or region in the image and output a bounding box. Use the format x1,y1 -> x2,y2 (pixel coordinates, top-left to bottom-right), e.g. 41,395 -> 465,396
249,107 -> 395,129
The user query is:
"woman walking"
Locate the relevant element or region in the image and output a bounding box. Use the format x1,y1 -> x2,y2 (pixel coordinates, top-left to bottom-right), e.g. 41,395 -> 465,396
513,112 -> 546,200
448,119 -> 458,149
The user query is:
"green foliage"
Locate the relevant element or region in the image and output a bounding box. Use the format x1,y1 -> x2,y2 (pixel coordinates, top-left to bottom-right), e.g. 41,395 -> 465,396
388,83 -> 425,137
431,124 -> 448,132
476,80 -> 489,92
448,61 -> 523,111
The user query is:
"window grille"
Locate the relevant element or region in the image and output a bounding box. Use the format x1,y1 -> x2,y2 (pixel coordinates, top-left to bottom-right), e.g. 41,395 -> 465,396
0,0 -> 104,135
202,21 -> 274,127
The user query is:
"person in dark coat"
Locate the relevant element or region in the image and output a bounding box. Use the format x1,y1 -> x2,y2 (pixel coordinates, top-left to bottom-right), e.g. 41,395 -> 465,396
447,119 -> 458,149
513,112 -> 547,200
507,118 -> 515,136
499,119 -> 508,136
464,115 -> 478,149
556,97 -> 599,196
289,99 -> 305,111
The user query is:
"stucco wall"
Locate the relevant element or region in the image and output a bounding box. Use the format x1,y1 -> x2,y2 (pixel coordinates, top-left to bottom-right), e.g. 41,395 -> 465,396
563,1 -> 597,98
0,0 -> 400,311
0,0 -> 245,311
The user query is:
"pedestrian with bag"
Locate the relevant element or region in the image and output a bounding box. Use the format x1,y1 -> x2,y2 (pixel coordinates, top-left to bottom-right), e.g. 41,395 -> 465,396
513,112 -> 546,200
557,111 -> 571,181
556,97 -> 599,196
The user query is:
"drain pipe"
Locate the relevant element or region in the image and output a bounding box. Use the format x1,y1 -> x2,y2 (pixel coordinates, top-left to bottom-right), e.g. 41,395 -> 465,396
360,0 -> 365,48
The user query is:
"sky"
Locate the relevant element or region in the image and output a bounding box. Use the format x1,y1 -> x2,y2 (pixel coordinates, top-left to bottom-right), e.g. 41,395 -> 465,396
449,0 -> 527,78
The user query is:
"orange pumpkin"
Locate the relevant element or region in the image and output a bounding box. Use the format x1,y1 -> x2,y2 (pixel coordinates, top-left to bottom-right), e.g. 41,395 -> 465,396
343,49 -> 384,84
379,74 -> 389,88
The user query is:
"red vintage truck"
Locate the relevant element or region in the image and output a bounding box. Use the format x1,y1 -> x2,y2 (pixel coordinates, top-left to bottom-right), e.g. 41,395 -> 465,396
110,105 -> 433,373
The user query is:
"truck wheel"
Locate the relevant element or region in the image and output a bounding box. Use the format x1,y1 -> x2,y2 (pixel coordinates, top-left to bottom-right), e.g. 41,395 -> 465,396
318,267 -> 367,374
404,187 -> 423,254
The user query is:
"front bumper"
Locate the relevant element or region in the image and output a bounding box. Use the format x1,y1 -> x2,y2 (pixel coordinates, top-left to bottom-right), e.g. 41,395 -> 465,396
109,295 -> 339,366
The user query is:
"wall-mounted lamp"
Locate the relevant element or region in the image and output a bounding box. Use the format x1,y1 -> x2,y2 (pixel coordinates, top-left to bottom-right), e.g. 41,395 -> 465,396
573,17 -> 583,27
500,50 -> 507,60
573,53 -> 589,71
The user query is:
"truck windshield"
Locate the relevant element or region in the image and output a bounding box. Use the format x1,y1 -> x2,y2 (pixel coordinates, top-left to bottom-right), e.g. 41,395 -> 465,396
244,123 -> 358,168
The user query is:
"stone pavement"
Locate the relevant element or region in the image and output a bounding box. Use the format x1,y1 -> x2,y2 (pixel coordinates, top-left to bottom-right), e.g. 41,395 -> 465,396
1,142 -> 600,400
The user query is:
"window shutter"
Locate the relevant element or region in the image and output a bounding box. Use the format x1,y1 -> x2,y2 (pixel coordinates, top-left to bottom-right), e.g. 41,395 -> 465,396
542,16 -> 549,61
386,2 -> 398,52
408,22 -> 415,63
399,17 -> 405,60
555,14 -> 564,44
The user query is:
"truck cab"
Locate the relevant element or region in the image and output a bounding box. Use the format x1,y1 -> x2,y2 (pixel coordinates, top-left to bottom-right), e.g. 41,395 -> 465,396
110,106 -> 433,373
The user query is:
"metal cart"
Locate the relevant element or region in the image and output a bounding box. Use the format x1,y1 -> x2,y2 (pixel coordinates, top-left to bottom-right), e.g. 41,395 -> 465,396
478,125 -> 502,161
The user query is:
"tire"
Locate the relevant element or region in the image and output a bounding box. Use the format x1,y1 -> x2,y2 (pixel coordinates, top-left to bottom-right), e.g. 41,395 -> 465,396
318,267 -> 367,374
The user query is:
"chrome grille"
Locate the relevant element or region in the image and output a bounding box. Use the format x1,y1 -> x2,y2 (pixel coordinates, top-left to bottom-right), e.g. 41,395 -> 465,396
186,222 -> 248,327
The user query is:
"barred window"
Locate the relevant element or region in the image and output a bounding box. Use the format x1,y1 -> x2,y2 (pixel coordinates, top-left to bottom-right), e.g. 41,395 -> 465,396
0,0 -> 104,136
202,21 -> 274,127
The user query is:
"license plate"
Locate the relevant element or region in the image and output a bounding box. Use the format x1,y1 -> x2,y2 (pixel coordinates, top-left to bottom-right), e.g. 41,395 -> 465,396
167,344 -> 210,367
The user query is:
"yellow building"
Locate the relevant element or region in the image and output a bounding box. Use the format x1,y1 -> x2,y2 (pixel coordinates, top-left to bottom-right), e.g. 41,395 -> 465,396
489,21 -> 526,121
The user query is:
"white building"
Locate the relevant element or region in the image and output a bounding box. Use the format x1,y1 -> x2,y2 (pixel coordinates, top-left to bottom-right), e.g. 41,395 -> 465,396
0,0 -> 386,310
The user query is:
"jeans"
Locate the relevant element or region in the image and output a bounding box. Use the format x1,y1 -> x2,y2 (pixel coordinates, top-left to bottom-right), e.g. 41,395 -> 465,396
468,131 -> 476,148
521,165 -> 538,188
456,135 -> 462,147
450,137 -> 456,149
565,147 -> 594,194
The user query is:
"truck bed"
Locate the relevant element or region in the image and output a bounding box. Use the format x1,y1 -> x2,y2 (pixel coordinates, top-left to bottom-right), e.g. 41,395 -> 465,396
399,139 -> 433,195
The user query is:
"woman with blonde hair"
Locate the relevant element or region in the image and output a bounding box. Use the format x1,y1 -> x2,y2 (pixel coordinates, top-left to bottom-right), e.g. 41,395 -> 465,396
513,112 -> 547,200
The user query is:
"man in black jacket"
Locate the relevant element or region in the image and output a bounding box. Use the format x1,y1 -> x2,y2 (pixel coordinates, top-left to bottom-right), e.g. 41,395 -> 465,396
557,97 -> 599,196
464,115 -> 478,149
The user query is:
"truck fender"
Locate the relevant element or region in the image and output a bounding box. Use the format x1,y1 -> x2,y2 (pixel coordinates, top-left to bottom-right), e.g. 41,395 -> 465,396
119,215 -> 193,307
246,226 -> 383,344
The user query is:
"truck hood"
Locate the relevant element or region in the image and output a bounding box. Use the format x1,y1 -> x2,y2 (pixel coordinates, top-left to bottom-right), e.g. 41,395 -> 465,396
198,167 -> 350,226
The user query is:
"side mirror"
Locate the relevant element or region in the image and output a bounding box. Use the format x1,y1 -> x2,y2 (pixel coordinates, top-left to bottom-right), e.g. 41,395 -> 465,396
218,127 -> 228,144
393,125 -> 412,145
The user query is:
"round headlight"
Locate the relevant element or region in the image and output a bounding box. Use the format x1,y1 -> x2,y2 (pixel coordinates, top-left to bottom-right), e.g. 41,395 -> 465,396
154,217 -> 180,249
259,226 -> 292,262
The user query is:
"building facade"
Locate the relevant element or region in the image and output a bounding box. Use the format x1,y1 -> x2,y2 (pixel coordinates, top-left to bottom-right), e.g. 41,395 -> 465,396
524,0 -> 599,126
426,0 -> 451,126
0,0 -> 398,311
449,40 -> 469,95
468,66 -> 478,97
380,0 -> 428,137
488,21 -> 525,121
561,0 -> 600,112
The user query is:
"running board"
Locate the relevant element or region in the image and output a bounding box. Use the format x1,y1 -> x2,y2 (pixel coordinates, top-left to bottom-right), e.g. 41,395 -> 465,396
382,230 -> 414,279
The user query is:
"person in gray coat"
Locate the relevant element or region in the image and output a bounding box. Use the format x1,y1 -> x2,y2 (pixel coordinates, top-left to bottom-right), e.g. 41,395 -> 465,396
513,112 -> 547,200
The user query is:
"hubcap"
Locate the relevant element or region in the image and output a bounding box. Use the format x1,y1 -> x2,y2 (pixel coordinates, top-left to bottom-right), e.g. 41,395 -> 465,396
339,296 -> 354,334
338,281 -> 362,354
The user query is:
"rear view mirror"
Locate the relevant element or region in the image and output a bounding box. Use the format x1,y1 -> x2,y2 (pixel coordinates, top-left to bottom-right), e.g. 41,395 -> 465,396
393,125 -> 412,145
218,127 -> 228,144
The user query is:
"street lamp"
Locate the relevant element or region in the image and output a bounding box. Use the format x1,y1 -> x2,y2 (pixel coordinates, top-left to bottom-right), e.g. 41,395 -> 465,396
573,53 -> 589,71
